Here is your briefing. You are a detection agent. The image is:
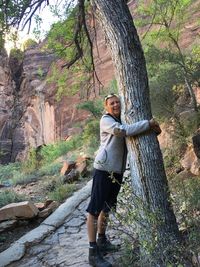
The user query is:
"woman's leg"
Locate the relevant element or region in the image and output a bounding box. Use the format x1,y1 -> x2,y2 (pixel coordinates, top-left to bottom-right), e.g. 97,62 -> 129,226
87,213 -> 98,242
97,211 -> 109,235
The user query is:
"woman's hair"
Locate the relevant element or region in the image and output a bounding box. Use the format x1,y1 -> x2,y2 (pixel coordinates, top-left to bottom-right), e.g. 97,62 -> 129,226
104,93 -> 119,105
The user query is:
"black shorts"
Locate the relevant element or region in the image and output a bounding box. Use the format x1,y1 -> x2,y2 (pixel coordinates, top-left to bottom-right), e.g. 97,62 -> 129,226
86,169 -> 123,216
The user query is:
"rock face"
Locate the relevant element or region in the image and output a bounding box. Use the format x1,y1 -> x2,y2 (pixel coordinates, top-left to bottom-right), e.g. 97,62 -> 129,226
0,48 -> 15,164
0,43 -> 90,163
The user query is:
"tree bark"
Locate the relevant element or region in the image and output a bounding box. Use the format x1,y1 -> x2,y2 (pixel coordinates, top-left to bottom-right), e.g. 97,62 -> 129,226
92,0 -> 180,265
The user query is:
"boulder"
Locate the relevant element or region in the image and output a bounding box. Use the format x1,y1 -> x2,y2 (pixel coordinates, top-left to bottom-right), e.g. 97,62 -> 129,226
60,160 -> 76,176
0,201 -> 39,222
180,144 -> 200,175
38,201 -> 59,218
192,133 -> 200,159
76,161 -> 87,176
62,169 -> 79,183
157,122 -> 174,150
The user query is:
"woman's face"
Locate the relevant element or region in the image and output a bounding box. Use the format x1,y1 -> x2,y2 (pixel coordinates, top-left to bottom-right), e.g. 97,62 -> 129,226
105,96 -> 121,118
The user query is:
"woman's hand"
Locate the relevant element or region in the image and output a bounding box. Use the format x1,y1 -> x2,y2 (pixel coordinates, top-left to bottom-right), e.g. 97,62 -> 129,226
149,118 -> 162,135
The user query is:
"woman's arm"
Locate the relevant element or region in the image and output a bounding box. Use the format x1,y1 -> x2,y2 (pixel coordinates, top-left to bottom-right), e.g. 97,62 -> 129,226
101,115 -> 150,137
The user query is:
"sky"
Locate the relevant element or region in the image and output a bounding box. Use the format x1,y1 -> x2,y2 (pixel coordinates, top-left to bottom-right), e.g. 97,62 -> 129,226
5,1 -> 67,53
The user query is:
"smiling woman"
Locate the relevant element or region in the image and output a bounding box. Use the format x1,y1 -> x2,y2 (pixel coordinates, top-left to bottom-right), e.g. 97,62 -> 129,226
85,91 -> 161,266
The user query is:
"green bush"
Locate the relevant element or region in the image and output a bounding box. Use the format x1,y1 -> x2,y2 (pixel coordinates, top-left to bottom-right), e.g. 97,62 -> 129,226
0,163 -> 21,183
0,190 -> 28,208
37,135 -> 83,165
82,119 -> 100,155
169,176 -> 200,254
77,99 -> 103,118
47,183 -> 77,202
37,162 -> 62,177
22,38 -> 37,50
170,176 -> 200,213
178,111 -> 200,139
9,48 -> 24,60
11,172 -> 39,186
22,148 -> 38,174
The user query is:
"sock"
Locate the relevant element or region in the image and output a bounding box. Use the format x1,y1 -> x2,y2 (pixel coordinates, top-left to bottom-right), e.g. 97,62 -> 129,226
89,241 -> 97,248
98,233 -> 106,239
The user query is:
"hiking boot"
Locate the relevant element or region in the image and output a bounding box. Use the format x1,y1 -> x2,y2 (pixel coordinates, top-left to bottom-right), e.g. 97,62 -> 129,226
89,246 -> 112,267
97,237 -> 120,253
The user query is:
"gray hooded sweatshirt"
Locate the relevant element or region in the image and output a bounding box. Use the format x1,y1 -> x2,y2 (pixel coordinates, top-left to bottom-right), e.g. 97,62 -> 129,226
93,114 -> 150,174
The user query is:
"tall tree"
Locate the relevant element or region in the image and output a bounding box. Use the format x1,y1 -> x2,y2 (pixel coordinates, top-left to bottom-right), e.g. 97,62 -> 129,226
136,0 -> 198,111
2,0 -> 182,264
91,0 -> 180,265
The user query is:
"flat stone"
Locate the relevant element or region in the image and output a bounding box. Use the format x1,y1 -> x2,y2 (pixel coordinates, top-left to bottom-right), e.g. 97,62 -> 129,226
0,201 -> 39,222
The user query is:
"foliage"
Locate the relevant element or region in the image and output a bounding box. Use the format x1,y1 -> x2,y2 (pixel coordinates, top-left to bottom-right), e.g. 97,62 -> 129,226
100,78 -> 119,101
77,99 -> 103,118
186,45 -> 200,86
169,175 -> 200,254
22,38 -> 37,50
37,162 -> 62,177
22,148 -> 38,174
111,173 -> 197,266
0,190 -> 28,208
11,172 -> 39,186
145,46 -> 183,120
173,176 -> 200,211
45,5 -> 92,99
47,182 -> 77,202
0,162 -> 21,183
176,111 -> 200,140
105,79 -> 118,95
9,48 -> 24,60
137,0 -> 192,45
82,119 -> 100,154
163,147 -> 181,170
137,0 -> 199,110
39,135 -> 82,165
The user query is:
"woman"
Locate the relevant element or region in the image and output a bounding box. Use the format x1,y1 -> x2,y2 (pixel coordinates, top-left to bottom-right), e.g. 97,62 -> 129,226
86,93 -> 161,267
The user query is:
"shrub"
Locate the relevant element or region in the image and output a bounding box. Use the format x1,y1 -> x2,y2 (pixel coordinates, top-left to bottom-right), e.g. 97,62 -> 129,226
82,119 -> 100,155
47,183 -> 77,202
22,148 -> 38,174
77,99 -> 103,118
169,175 -> 200,256
40,135 -> 82,164
9,48 -> 24,60
22,38 -> 37,50
0,163 -> 21,183
109,173 -> 198,266
37,162 -> 62,177
0,190 -> 28,208
11,172 -> 39,186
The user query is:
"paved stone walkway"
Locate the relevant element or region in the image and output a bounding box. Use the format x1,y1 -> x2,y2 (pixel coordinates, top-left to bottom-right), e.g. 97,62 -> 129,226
1,180 -> 124,267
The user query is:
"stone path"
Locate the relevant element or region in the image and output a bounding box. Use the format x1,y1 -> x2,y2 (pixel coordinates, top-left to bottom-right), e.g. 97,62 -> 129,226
0,180 -> 124,267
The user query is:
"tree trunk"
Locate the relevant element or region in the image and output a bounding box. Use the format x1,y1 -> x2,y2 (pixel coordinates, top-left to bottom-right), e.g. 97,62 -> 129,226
92,0 -> 180,265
